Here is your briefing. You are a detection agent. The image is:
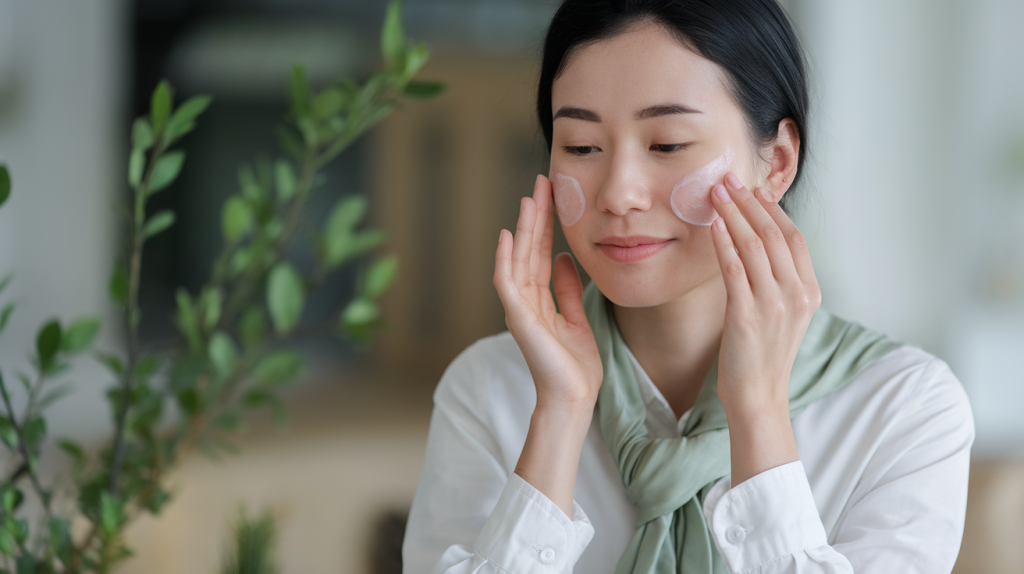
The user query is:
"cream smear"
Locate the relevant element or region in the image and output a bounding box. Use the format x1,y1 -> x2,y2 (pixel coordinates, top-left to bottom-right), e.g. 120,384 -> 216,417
553,173 -> 585,226
669,145 -> 735,226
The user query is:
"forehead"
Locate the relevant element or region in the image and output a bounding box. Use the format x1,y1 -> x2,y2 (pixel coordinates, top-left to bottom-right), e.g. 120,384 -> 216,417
551,22 -> 733,118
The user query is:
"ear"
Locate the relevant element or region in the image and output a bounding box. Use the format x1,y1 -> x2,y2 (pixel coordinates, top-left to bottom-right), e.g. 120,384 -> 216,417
764,118 -> 801,202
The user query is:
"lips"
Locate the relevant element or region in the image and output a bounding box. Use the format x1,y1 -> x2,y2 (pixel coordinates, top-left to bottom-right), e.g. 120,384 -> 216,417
596,235 -> 674,263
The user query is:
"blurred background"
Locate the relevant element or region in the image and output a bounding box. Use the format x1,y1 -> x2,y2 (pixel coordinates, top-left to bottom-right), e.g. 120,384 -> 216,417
0,0 -> 1021,572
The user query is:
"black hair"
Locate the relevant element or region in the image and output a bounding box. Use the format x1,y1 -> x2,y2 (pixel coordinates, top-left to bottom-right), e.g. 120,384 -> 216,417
537,0 -> 810,210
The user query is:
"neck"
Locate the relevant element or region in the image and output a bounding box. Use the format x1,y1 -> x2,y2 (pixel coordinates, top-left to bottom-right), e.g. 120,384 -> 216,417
611,273 -> 727,418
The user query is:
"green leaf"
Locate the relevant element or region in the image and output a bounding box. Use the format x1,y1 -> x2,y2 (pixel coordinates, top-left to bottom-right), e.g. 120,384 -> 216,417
167,94 -> 211,140
176,289 -> 202,353
277,126 -> 306,163
0,304 -> 14,335
61,316 -> 100,353
221,196 -> 254,242
238,165 -> 264,200
0,416 -> 16,449
243,390 -> 288,429
148,150 -> 185,194
36,320 -> 62,372
0,166 -> 10,209
289,65 -> 310,119
312,87 -> 346,120
402,43 -> 430,81
0,274 -> 11,296
274,159 -> 297,202
131,118 -> 154,151
252,350 -> 304,387
207,331 -> 237,379
323,195 -> 369,265
403,80 -> 446,100
128,147 -> 145,189
364,255 -> 398,299
0,528 -> 14,556
266,263 -> 305,335
37,383 -> 73,411
109,265 -> 128,305
239,307 -> 266,349
200,288 -> 223,331
150,80 -> 173,137
99,491 -> 120,535
15,552 -> 33,574
381,0 -> 406,67
143,210 -> 176,238
23,417 -> 45,451
58,440 -> 85,467
96,352 -> 124,376
343,298 -> 379,326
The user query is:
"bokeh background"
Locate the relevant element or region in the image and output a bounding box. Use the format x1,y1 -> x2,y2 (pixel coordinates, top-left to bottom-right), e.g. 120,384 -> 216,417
0,0 -> 1022,572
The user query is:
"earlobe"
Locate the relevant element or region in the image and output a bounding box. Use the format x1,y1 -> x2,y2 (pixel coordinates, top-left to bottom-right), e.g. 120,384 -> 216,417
766,118 -> 800,202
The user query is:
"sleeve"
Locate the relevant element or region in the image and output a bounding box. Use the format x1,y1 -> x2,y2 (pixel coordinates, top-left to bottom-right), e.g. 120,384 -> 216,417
701,357 -> 975,574
402,342 -> 595,574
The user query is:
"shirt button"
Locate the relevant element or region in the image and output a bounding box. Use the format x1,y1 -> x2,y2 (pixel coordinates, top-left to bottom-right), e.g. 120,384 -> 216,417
725,525 -> 746,544
539,547 -> 556,564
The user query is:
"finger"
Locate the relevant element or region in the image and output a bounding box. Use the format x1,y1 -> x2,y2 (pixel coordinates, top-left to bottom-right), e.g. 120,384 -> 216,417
755,189 -> 816,285
531,175 -> 555,289
710,216 -> 753,300
493,228 -> 517,304
709,180 -> 775,293
511,197 -> 537,287
552,253 -> 586,326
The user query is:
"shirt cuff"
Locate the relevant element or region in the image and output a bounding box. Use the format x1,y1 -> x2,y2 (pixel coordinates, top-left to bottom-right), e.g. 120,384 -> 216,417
703,461 -> 828,573
474,472 -> 595,573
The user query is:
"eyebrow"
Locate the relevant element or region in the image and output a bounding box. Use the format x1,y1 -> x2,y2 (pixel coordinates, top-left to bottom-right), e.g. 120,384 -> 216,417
552,103 -> 704,122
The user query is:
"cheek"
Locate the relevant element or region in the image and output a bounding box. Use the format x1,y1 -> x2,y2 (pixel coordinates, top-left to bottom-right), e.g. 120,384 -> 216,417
552,173 -> 586,226
669,145 -> 735,226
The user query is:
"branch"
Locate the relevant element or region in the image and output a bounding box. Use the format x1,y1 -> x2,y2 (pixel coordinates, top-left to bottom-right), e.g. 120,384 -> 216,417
0,372 -> 53,521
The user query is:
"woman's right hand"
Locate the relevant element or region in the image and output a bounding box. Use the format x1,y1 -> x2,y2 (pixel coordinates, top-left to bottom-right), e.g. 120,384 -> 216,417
493,174 -> 603,414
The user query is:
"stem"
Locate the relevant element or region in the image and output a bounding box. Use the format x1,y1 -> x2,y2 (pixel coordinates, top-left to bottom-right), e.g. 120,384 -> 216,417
0,373 -> 53,522
108,140 -> 164,496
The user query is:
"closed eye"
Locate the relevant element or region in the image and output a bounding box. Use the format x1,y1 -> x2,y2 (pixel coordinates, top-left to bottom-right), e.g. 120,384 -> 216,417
563,145 -> 599,156
651,143 -> 688,153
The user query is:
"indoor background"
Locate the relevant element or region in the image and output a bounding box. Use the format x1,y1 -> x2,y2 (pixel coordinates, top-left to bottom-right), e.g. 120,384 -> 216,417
0,0 -> 1021,572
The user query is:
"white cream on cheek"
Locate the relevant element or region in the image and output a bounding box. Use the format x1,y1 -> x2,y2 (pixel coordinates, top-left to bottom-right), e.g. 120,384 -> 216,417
669,145 -> 735,226
553,173 -> 586,226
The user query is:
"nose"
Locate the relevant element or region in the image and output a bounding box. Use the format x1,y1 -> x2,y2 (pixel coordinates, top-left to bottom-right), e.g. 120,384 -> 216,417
595,148 -> 653,216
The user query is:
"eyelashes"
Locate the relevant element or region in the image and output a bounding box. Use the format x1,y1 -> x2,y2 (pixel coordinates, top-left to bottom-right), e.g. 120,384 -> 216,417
560,143 -> 692,156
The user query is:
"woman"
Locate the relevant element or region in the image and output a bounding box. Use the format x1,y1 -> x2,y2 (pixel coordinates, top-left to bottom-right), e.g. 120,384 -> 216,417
403,1 -> 974,572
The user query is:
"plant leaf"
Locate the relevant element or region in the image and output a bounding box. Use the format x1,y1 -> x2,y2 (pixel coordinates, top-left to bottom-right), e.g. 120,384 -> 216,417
131,118 -> 154,151
312,87 -> 345,120
99,491 -> 121,535
167,94 -> 211,140
274,159 -> 297,202
0,274 -> 11,296
343,298 -> 379,327
36,320 -> 62,372
0,165 -> 10,209
150,80 -> 173,137
402,43 -> 430,82
96,352 -> 124,376
143,210 -> 176,238
239,307 -> 266,349
176,289 -> 202,353
0,415 -> 17,449
221,196 -> 254,242
57,440 -> 85,467
238,165 -> 264,200
0,304 -> 14,335
323,195 -> 369,265
403,80 -> 446,100
364,255 -> 398,299
252,350 -> 304,387
128,148 -> 145,189
61,316 -> 100,353
289,64 -> 310,119
109,265 -> 128,305
37,383 -> 73,411
266,263 -> 305,335
381,0 -> 406,67
207,331 -> 238,380
200,288 -> 223,331
23,417 -> 45,451
148,150 -> 186,194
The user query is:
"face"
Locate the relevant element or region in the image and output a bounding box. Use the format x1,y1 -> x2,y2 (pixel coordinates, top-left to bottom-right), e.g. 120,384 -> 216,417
550,22 -> 769,307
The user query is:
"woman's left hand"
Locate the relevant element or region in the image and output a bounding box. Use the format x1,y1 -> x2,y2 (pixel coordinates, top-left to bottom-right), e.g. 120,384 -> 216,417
708,172 -> 821,485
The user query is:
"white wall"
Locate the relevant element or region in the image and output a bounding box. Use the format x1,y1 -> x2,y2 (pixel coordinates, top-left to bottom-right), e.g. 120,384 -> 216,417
0,0 -> 126,442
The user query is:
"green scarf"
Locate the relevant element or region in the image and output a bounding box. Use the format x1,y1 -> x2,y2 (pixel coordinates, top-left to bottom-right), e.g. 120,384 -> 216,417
582,283 -> 901,574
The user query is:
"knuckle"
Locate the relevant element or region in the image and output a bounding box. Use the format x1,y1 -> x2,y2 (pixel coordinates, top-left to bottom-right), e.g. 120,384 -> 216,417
744,235 -> 764,253
725,260 -> 745,278
761,221 -> 784,243
788,229 -> 807,248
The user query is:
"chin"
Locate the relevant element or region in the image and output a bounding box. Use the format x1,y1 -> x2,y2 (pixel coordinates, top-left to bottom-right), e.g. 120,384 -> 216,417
585,260 -> 718,309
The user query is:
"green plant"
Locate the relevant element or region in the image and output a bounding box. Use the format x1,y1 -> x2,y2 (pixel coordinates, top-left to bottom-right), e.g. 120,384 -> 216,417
220,508 -> 278,574
0,2 -> 443,572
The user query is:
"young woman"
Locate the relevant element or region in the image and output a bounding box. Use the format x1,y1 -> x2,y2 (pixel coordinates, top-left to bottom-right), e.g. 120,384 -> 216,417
403,1 -> 974,572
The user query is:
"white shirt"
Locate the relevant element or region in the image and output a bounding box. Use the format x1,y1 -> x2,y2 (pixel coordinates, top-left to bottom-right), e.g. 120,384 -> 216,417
403,331 -> 974,574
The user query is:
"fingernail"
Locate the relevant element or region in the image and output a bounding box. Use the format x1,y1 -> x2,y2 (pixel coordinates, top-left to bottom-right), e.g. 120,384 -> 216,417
713,217 -> 725,231
758,187 -> 773,202
713,184 -> 731,203
725,173 -> 743,189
